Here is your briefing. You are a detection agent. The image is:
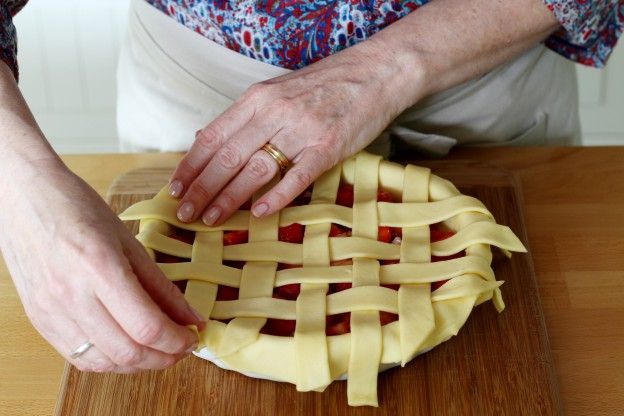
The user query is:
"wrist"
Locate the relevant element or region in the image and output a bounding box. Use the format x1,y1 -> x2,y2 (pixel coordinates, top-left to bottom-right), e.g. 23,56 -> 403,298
357,35 -> 429,117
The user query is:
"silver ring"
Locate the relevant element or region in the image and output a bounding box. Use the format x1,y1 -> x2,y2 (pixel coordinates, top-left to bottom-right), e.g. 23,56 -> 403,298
70,341 -> 94,359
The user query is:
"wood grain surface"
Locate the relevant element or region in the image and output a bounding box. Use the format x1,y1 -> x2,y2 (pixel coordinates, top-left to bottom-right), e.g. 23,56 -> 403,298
55,161 -> 561,415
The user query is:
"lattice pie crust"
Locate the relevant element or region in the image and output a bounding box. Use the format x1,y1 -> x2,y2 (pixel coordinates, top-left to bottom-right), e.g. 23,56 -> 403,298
120,152 -> 526,406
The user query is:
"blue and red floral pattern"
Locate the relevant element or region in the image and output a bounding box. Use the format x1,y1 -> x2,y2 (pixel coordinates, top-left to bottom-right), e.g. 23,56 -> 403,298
544,0 -> 624,67
145,0 -> 426,69
146,0 -> 623,69
1,0 -> 623,81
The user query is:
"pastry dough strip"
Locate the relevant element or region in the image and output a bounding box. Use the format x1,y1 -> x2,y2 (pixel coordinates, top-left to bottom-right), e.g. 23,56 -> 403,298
141,224 -> 524,261
122,194 -> 494,229
209,276 -> 501,321
294,165 -> 339,392
158,255 -> 495,287
348,154 -> 383,406
183,230 -> 222,346
399,165 -> 435,365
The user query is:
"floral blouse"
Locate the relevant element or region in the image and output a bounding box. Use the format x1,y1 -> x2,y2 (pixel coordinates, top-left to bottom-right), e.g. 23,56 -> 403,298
1,0 -> 623,81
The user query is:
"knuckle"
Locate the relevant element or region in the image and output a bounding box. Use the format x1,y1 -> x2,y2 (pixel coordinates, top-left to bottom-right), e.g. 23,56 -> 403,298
216,145 -> 242,170
112,346 -> 143,367
73,362 -> 91,372
189,180 -> 212,201
270,97 -> 290,116
271,189 -> 290,208
151,354 -> 178,370
291,169 -> 313,190
31,289 -> 56,314
311,145 -> 338,169
217,191 -> 237,209
196,125 -> 223,149
77,241 -> 124,277
47,278 -> 72,302
91,363 -> 117,373
134,321 -> 166,346
90,361 -> 116,373
162,354 -> 178,368
177,158 -> 201,177
247,155 -> 272,179
245,82 -> 267,100
118,367 -> 141,374
162,279 -> 183,301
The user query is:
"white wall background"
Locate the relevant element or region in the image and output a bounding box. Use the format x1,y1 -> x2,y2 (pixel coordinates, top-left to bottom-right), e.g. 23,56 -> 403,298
14,0 -> 129,153
13,0 -> 624,153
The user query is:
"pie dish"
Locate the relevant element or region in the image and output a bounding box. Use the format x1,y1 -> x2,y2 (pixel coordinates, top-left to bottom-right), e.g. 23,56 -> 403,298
119,152 -> 526,406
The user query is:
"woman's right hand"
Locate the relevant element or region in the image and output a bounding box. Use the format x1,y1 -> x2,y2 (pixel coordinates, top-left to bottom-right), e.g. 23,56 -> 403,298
0,162 -> 204,373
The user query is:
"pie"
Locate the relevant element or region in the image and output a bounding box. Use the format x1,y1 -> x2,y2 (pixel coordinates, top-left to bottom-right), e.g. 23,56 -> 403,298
119,152 -> 526,406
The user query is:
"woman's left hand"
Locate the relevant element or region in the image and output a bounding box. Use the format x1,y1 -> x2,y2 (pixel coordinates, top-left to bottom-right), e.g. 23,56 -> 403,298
168,40 -> 420,225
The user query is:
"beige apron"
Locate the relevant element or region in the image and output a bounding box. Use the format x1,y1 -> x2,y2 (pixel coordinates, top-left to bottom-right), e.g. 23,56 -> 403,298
117,0 -> 581,156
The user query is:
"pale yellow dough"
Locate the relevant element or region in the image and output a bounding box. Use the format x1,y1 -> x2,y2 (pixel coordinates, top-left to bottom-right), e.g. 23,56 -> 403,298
119,152 -> 526,407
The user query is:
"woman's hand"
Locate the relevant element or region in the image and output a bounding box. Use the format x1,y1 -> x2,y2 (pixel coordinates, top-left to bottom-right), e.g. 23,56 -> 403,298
169,40 -> 420,225
1,163 -> 204,373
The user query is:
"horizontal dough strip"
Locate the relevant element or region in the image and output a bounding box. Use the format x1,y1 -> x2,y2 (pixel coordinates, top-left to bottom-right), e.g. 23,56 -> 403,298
377,256 -> 495,285
158,262 -> 241,286
209,277 -> 500,321
433,221 -> 527,255
211,297 -> 294,320
143,235 -> 400,262
136,230 -> 190,256
157,255 -> 494,287
376,196 -> 493,227
141,223 -> 524,263
430,274 -> 503,301
121,194 -> 493,230
211,287 -> 397,320
120,198 -> 250,230
328,286 -> 398,314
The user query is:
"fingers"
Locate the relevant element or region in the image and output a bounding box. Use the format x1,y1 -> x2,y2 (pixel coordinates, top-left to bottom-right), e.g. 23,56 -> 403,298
252,147 -> 332,217
169,77 -> 358,226
174,119 -> 280,223
27,237 -> 194,373
123,237 -> 205,330
73,296 -> 182,371
61,323 -> 122,373
93,255 -> 198,356
169,100 -> 255,198
198,143 -> 291,225
29,307 -> 132,373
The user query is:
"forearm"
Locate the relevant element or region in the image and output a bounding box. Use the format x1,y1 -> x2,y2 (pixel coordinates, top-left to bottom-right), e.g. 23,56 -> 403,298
367,0 -> 560,108
0,61 -> 65,186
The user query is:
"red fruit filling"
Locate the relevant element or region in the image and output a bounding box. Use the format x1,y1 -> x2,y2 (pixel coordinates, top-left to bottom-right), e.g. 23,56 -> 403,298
154,183 -> 464,337
223,230 -> 249,246
278,223 -> 304,243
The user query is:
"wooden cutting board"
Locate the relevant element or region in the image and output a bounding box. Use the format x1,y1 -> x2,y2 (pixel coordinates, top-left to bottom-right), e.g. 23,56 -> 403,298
55,160 -> 561,415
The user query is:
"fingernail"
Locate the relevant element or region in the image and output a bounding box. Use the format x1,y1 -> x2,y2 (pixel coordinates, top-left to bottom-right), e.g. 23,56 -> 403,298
252,202 -> 269,218
189,306 -> 205,323
202,206 -> 222,225
169,180 -> 183,198
177,202 -> 195,222
186,343 -> 198,354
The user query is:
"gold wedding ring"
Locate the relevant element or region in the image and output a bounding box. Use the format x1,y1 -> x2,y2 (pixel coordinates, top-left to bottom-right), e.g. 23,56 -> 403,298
261,143 -> 292,173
